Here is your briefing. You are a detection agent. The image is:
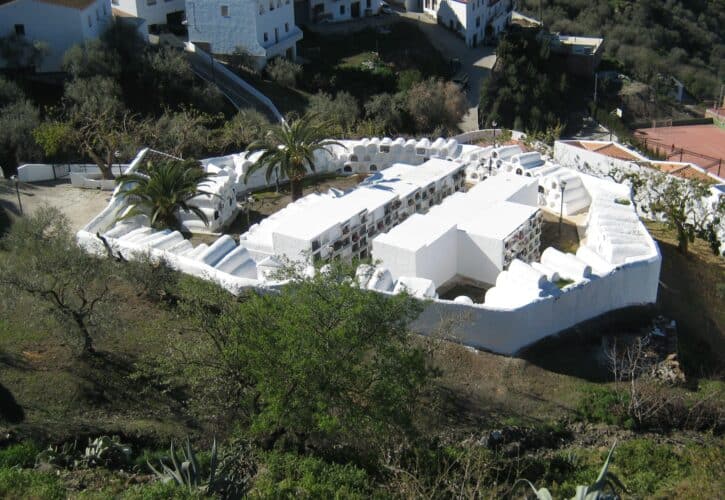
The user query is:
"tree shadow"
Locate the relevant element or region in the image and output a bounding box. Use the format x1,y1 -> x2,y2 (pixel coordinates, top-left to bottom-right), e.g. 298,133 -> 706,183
0,383 -> 25,423
70,350 -> 192,422
518,305 -> 657,383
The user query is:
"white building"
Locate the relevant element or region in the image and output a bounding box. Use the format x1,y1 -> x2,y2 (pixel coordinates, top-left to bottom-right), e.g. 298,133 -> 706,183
307,0 -> 382,23
110,0 -> 185,28
423,0 -> 512,47
238,158 -> 466,263
185,0 -> 302,69
0,0 -> 112,72
373,173 -> 541,291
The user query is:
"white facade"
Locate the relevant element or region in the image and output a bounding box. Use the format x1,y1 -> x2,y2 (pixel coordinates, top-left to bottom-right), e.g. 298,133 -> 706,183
238,159 -> 466,263
373,174 -> 540,289
186,0 -> 301,68
0,0 -> 112,72
110,0 -> 185,26
423,0 -> 512,47
308,0 -> 382,23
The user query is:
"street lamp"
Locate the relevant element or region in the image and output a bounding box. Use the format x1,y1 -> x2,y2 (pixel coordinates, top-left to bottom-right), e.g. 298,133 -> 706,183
487,157 -> 493,177
492,120 -> 498,148
558,179 -> 567,236
10,175 -> 23,215
114,150 -> 122,176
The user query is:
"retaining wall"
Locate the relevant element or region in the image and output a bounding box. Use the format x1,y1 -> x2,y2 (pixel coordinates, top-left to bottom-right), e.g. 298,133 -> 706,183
411,251 -> 661,355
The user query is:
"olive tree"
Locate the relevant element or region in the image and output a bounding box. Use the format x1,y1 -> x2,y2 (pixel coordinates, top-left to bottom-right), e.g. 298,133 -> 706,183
63,76 -> 140,179
647,172 -> 724,256
170,262 -> 435,450
0,207 -> 119,355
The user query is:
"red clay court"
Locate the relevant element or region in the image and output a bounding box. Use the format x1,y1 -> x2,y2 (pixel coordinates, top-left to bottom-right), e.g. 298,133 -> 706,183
634,124 -> 725,175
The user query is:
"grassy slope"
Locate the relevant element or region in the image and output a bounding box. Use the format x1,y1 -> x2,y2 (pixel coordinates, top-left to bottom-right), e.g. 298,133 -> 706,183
0,218 -> 722,497
645,222 -> 725,374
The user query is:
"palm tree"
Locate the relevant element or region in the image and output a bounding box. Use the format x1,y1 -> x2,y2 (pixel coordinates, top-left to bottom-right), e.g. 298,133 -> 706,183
244,115 -> 343,201
115,158 -> 215,231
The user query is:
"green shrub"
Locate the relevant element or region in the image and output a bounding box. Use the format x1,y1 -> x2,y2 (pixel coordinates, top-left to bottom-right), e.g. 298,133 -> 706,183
121,481 -> 207,500
266,58 -> 302,88
576,386 -> 630,427
251,451 -> 372,498
0,441 -> 40,468
0,468 -> 65,500
611,439 -> 690,496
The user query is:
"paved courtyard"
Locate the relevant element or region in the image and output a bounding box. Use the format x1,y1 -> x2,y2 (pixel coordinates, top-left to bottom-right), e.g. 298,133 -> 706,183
0,179 -> 111,232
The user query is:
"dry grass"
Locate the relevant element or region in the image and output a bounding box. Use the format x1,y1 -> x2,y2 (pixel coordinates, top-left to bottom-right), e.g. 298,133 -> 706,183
645,221 -> 725,374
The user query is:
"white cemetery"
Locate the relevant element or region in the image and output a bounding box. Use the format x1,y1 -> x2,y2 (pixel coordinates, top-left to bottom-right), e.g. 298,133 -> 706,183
76,134 -> 662,355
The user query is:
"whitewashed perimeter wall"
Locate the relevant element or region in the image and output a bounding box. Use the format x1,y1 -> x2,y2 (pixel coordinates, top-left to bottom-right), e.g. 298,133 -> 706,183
410,252 -> 660,355
554,141 -> 725,253
17,164 -> 130,184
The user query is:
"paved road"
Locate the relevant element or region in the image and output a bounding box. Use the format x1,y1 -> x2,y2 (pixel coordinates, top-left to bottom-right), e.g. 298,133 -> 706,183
186,51 -> 280,122
399,13 -> 496,132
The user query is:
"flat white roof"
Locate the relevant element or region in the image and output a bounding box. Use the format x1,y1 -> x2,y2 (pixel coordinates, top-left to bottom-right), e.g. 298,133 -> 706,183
459,201 -> 538,239
375,174 -> 538,250
243,158 -> 465,244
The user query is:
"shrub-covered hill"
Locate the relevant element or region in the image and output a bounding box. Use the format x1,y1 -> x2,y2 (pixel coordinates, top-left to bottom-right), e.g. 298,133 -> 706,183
518,0 -> 724,100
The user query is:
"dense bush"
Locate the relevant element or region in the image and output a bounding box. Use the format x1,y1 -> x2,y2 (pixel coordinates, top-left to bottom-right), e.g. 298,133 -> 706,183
0,468 -> 64,500
307,91 -> 360,135
251,451 -> 373,498
407,78 -> 467,134
576,385 -> 630,427
266,57 -> 302,88
479,27 -> 574,133
0,442 -> 40,469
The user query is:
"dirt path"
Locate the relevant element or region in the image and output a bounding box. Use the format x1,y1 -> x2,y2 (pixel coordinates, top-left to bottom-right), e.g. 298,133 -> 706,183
0,179 -> 112,232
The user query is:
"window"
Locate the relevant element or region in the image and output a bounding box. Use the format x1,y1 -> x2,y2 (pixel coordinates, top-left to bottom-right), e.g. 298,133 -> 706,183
259,4 -> 264,14
269,0 -> 274,10
475,16 -> 480,27
277,0 -> 281,7
103,4 -> 107,14
146,0 -> 156,5
221,4 -> 229,16
340,4 -> 345,14
112,0 -> 118,4
285,22 -> 289,32
366,0 -> 370,7
263,32 -> 268,42
88,15 -> 92,27
14,24 -> 24,36
96,8 -> 100,20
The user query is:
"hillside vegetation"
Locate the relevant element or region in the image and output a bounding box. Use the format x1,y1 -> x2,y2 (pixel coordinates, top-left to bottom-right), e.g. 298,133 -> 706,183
519,0 -> 724,100
0,209 -> 723,498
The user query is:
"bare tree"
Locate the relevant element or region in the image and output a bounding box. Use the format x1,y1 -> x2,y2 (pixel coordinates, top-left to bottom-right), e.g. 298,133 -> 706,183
0,207 -> 118,354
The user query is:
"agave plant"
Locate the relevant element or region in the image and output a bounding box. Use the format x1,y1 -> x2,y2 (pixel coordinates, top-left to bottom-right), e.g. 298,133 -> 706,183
148,437 -> 217,492
115,158 -> 216,230
82,436 -> 132,468
35,441 -> 78,469
513,443 -> 625,500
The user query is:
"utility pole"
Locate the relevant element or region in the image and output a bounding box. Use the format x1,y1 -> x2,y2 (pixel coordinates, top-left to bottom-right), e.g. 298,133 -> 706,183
539,0 -> 543,25
593,72 -> 598,107
11,176 -> 23,215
